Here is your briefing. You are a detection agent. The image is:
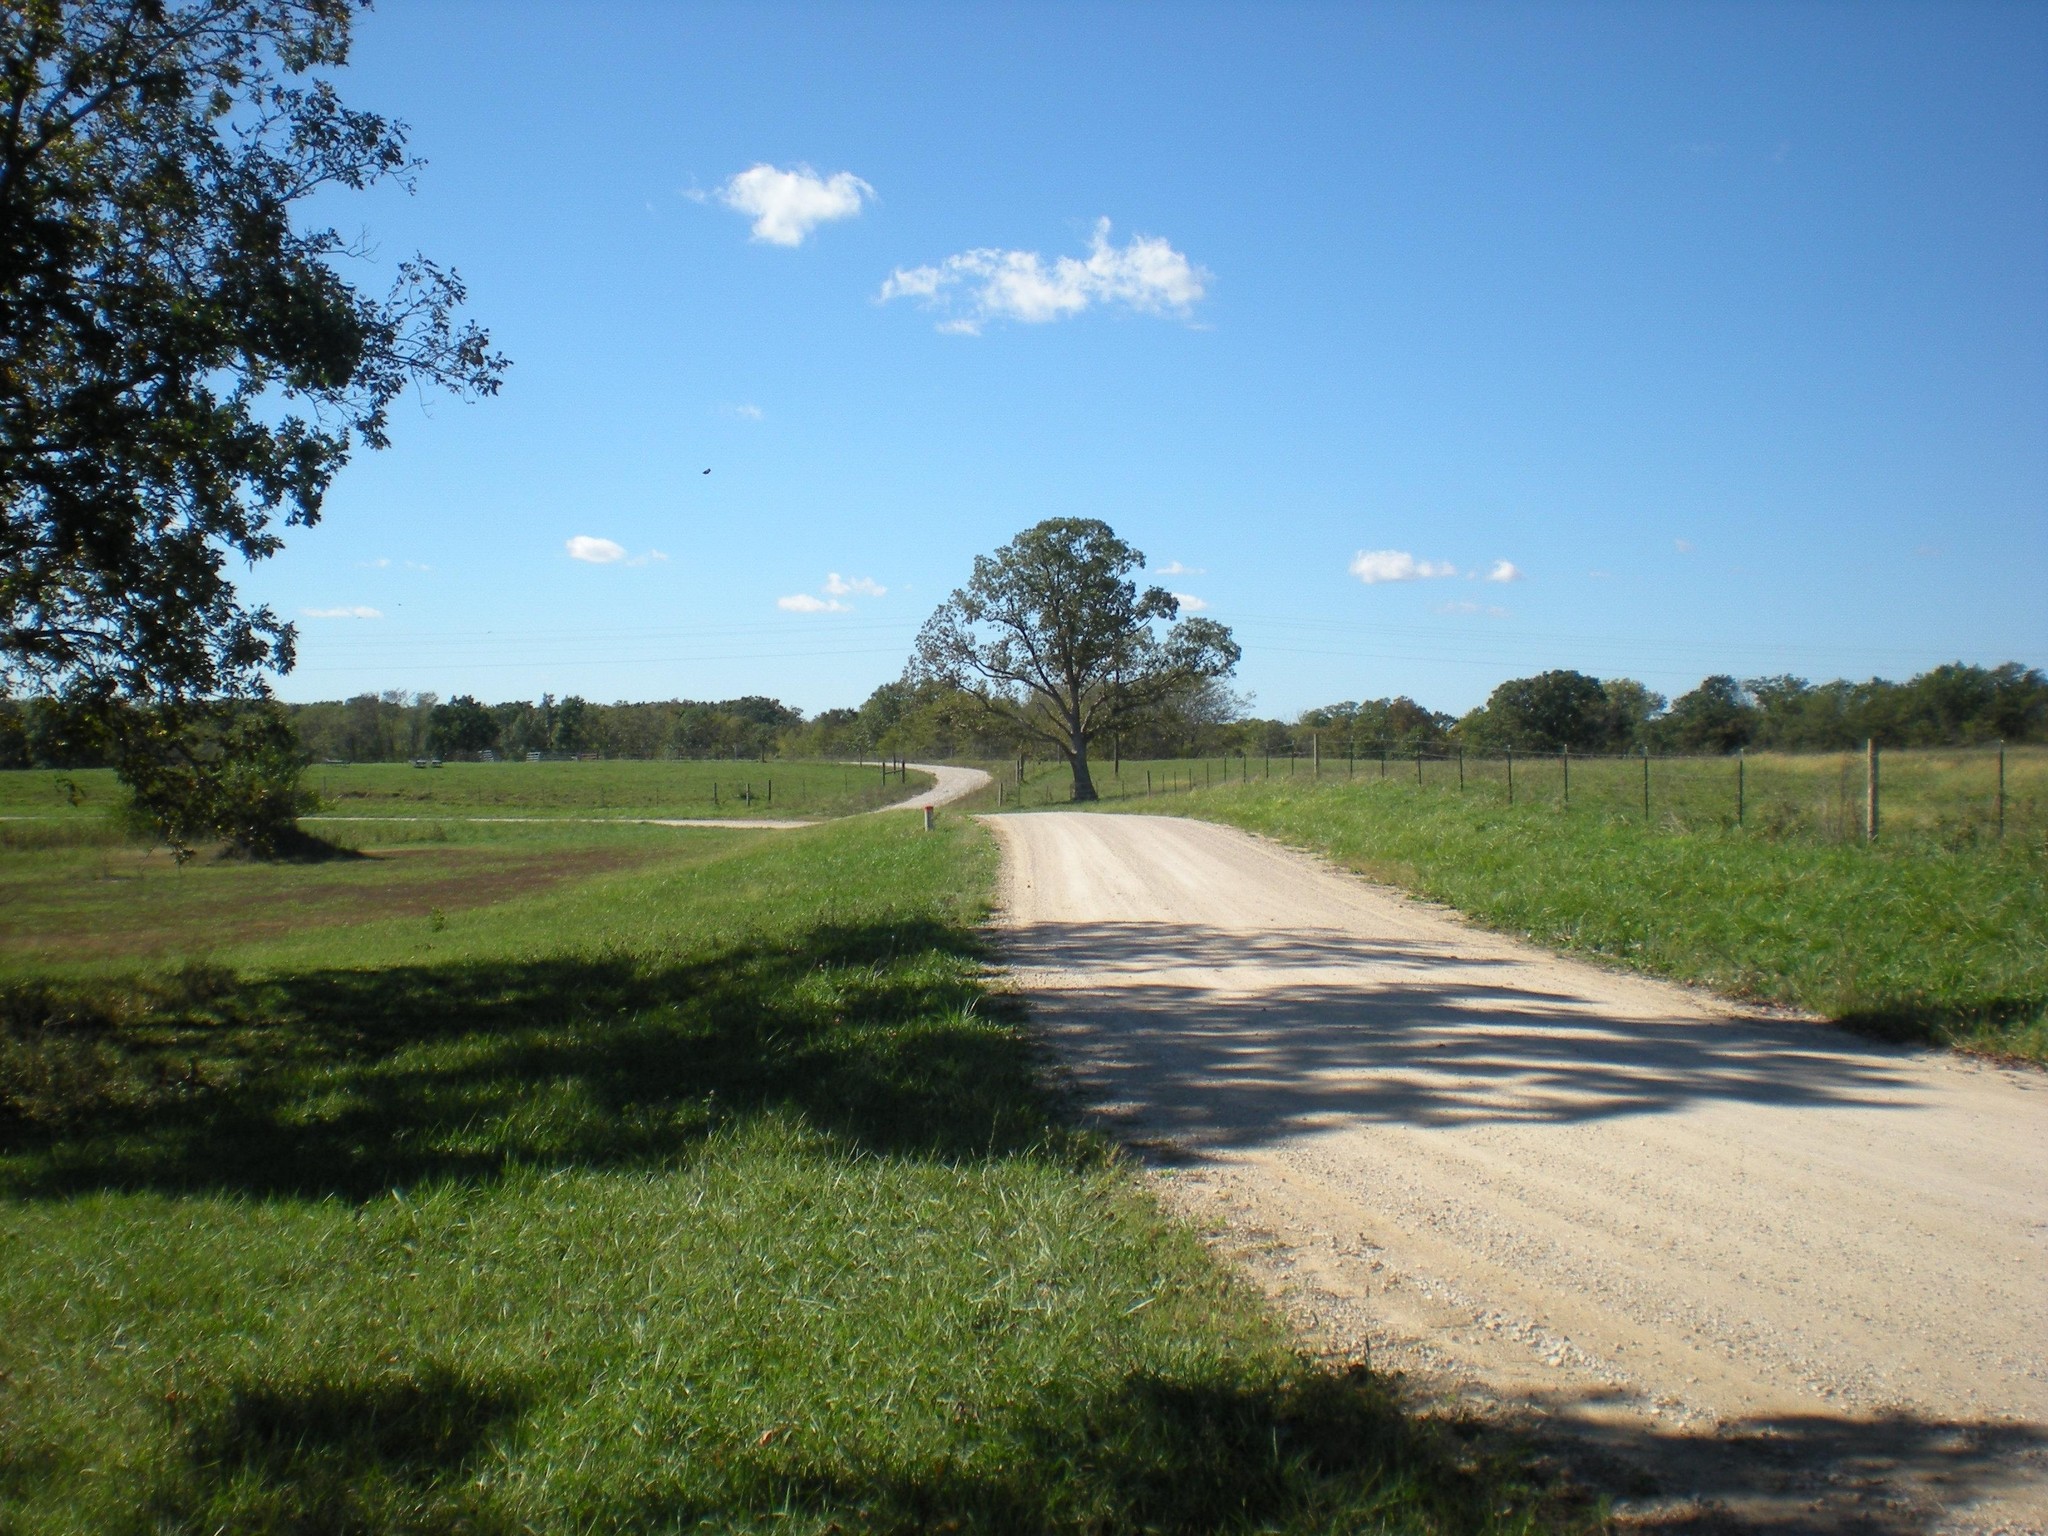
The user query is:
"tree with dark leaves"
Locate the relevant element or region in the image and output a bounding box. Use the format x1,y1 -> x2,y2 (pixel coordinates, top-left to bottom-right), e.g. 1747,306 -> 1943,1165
912,518 -> 1239,801
0,0 -> 504,849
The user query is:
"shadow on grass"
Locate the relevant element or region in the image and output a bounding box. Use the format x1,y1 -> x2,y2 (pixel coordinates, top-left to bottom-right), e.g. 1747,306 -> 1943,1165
147,1363 -> 530,1536
597,1365 -> 1552,1536
0,918 -> 1063,1199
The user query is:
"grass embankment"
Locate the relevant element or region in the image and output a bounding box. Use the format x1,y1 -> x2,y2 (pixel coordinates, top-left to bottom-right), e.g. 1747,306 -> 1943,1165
0,812 -> 1567,1533
0,758 -> 933,829
1144,776 -> 2047,1062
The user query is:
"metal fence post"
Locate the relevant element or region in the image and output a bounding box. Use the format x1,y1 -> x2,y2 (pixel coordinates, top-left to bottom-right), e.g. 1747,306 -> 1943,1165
1641,746 -> 1649,819
1507,749 -> 1514,805
1313,733 -> 1320,778
1416,750 -> 1423,785
1562,748 -> 1570,807
1737,749 -> 1745,827
1865,739 -> 1880,844
1458,749 -> 1465,791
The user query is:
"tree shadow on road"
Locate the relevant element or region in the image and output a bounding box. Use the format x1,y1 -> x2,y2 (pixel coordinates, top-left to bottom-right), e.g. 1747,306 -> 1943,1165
1002,919 -> 1930,1145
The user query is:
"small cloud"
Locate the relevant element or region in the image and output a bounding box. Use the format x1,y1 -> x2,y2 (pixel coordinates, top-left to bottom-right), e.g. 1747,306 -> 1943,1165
359,557 -> 392,569
1674,538 -> 1695,554
1349,549 -> 1458,585
1485,560 -> 1522,583
303,605 -> 384,620
732,403 -> 764,421
566,535 -> 627,564
777,593 -> 851,613
823,572 -> 886,598
717,163 -> 872,246
1155,560 -> 1205,576
1171,592 -> 1209,612
627,549 -> 670,567
1436,600 -> 1510,618
880,218 -> 1208,332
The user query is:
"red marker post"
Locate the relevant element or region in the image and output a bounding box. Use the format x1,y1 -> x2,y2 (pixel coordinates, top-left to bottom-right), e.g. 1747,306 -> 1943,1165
922,805 -> 935,832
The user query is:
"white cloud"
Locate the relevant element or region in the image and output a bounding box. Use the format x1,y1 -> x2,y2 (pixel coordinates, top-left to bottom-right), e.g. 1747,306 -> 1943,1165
777,593 -> 850,613
359,557 -> 391,568
627,549 -> 670,567
880,218 -> 1207,332
1437,600 -> 1510,618
732,403 -> 764,421
566,535 -> 627,564
718,163 -> 872,246
1485,560 -> 1522,583
1171,592 -> 1209,612
1349,549 -> 1459,585
1674,538 -> 1695,554
823,572 -> 886,597
1155,560 -> 1204,576
303,605 -> 384,620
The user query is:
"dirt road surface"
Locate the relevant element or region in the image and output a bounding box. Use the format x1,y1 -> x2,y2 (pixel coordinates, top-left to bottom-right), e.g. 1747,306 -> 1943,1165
988,811 -> 2047,1533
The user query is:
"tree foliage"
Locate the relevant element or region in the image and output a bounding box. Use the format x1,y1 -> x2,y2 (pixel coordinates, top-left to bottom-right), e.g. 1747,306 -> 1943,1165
911,519 -> 1239,799
0,0 -> 503,843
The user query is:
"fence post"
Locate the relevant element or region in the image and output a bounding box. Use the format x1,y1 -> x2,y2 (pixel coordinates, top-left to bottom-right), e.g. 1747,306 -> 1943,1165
1416,750 -> 1423,785
1380,748 -> 1387,779
1641,747 -> 1649,819
1737,749 -> 1745,827
1997,741 -> 2006,840
1146,769 -> 1152,795
1865,739 -> 1880,844
1562,748 -> 1570,807
1313,733 -> 1320,778
1507,749 -> 1514,805
1458,749 -> 1465,791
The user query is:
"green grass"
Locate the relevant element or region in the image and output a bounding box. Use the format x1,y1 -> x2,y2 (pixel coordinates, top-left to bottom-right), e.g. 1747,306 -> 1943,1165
1132,775 -> 2048,1062
0,758 -> 933,830
0,812 -> 1571,1534
1004,745 -> 2047,850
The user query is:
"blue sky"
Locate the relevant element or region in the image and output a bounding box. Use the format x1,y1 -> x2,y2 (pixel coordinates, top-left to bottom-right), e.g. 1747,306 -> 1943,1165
254,1 -> 2048,718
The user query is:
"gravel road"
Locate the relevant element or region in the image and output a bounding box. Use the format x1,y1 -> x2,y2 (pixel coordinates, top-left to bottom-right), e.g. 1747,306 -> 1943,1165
989,811 -> 2047,1533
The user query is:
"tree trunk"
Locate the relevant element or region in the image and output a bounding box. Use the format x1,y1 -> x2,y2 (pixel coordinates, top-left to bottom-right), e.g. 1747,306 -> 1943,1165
1068,744 -> 1099,802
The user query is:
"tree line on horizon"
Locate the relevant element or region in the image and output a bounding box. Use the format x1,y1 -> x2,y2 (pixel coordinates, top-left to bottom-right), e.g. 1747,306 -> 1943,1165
5,660 -> 2039,772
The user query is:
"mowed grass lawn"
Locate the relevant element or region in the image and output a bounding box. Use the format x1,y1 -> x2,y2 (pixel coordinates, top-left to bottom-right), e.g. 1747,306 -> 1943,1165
1140,776 -> 2048,1062
0,812 -> 1566,1534
0,758 -> 932,828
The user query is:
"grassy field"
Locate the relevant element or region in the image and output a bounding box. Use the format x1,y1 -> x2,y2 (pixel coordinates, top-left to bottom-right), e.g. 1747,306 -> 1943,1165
1003,745 -> 2046,851
1064,771 -> 2047,1062
0,758 -> 933,830
0,808 -> 1572,1532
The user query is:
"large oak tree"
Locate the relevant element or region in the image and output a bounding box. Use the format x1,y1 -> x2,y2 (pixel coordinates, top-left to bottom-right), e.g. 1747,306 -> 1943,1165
0,0 -> 504,845
912,518 -> 1239,801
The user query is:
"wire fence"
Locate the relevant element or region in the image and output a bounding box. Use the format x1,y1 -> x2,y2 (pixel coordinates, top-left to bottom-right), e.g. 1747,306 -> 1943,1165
997,743 -> 2045,851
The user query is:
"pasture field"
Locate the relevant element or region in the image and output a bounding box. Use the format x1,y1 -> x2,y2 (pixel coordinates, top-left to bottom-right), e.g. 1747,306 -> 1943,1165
0,811 -> 1572,1534
1071,772 -> 2047,1061
0,758 -> 932,830
1005,745 -> 2045,850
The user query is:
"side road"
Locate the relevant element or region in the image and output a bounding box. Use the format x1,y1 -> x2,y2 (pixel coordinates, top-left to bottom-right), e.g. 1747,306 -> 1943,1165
988,811 -> 2047,1533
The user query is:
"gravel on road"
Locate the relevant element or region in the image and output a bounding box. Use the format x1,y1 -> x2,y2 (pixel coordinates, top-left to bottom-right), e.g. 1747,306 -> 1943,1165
988,810 -> 2047,1534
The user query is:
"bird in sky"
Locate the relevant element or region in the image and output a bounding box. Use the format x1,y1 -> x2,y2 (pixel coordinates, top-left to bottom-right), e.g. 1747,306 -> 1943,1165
702,468 -> 711,475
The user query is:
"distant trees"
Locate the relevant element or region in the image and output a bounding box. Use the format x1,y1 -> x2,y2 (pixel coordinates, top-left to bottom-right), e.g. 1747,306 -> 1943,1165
911,519 -> 1240,801
1449,671 -> 1664,753
426,696 -> 498,756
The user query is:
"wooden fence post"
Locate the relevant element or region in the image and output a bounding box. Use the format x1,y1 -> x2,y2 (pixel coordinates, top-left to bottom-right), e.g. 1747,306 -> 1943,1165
1313,733 -> 1320,778
1458,749 -> 1465,791
1997,741 -> 2006,839
1737,749 -> 1745,827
